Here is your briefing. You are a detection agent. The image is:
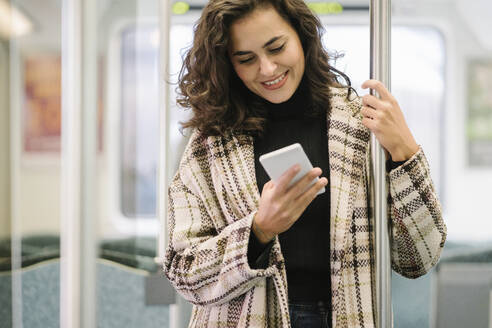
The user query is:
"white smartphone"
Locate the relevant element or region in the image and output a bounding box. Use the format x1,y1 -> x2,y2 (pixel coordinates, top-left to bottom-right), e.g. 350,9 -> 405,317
259,143 -> 325,195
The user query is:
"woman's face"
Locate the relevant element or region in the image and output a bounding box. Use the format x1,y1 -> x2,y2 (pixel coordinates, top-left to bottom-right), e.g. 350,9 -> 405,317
228,6 -> 305,104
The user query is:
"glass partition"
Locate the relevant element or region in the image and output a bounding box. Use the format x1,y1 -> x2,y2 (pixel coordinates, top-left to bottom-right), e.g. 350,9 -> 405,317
2,0 -> 62,326
3,0 -> 172,327
96,0 -> 170,326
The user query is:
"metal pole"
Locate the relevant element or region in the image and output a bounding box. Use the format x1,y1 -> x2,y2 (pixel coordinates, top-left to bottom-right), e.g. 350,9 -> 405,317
156,1 -> 181,327
60,0 -> 82,325
61,0 -> 97,326
369,0 -> 392,327
9,8 -> 23,326
157,0 -> 171,266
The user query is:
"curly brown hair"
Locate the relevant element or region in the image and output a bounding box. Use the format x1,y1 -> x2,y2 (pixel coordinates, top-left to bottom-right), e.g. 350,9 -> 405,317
177,0 -> 352,138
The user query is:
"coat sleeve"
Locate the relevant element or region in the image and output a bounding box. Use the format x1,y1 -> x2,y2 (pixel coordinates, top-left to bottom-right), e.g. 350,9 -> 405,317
163,169 -> 278,307
387,147 -> 447,278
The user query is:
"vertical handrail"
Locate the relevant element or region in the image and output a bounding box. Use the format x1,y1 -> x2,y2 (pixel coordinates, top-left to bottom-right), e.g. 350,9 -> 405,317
80,0 -> 98,326
157,0 -> 171,265
9,5 -> 23,325
156,0 -> 179,327
369,0 -> 392,327
60,0 -> 82,325
61,0 -> 97,326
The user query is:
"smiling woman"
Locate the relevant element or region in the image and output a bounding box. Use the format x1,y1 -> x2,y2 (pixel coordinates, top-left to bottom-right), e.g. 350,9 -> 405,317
227,6 -> 305,103
164,0 -> 446,327
176,0 -> 351,138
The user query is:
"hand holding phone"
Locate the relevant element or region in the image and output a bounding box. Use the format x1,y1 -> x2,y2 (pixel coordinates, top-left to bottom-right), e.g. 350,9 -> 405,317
252,144 -> 328,244
259,143 -> 325,195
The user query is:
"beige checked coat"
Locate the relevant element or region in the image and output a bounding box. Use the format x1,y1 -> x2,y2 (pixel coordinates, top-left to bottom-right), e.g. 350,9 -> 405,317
163,87 -> 447,328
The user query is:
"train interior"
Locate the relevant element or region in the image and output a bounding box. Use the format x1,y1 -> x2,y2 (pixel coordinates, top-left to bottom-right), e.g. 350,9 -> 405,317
1,0 -> 492,327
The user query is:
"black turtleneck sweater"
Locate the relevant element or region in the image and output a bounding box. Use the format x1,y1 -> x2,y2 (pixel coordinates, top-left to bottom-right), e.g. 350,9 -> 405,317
248,79 -> 332,303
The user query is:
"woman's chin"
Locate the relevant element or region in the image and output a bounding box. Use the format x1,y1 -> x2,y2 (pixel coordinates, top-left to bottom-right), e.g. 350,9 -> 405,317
259,90 -> 295,104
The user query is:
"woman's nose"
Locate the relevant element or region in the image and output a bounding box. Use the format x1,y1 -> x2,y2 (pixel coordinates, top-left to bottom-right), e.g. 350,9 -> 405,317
259,56 -> 277,77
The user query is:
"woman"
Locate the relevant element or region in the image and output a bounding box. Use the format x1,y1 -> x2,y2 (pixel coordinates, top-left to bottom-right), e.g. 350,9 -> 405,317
164,0 -> 447,327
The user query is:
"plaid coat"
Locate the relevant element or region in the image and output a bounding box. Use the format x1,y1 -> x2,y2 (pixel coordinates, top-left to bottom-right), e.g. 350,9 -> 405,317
163,87 -> 447,328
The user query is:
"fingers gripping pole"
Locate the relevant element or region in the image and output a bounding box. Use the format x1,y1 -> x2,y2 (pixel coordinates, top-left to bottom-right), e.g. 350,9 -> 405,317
369,0 -> 392,327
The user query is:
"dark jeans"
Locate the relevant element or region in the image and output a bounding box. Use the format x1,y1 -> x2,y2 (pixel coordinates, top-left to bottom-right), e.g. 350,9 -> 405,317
288,301 -> 331,328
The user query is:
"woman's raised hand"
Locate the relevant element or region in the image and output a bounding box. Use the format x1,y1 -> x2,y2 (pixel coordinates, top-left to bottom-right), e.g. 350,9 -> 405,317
252,164 -> 328,244
361,79 -> 419,161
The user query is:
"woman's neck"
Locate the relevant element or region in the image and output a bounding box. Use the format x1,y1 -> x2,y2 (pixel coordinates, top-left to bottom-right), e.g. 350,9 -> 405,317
260,76 -> 311,120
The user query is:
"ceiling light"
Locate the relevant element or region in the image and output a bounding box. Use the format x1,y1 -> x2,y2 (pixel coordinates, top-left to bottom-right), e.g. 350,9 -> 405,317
0,0 -> 33,39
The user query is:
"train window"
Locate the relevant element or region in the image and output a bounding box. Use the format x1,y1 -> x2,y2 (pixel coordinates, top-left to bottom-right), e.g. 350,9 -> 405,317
120,25 -> 160,218
116,22 -> 194,223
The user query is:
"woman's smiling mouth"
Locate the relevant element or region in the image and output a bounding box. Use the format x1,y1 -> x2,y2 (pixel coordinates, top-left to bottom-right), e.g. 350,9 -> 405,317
261,71 -> 288,90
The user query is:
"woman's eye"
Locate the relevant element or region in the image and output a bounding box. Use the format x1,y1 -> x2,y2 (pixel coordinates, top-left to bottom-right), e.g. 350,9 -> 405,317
239,57 -> 254,64
270,44 -> 285,53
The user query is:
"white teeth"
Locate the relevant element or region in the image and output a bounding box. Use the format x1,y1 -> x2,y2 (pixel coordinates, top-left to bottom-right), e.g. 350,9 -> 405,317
264,72 -> 286,86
